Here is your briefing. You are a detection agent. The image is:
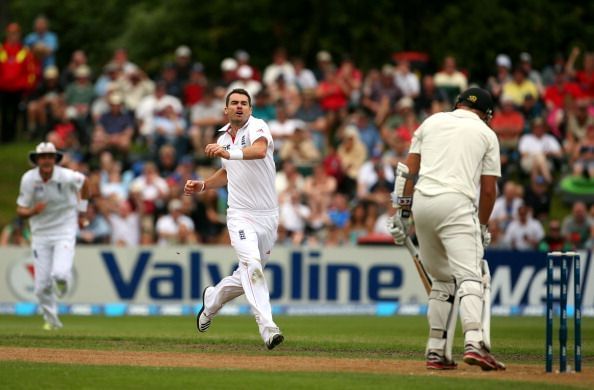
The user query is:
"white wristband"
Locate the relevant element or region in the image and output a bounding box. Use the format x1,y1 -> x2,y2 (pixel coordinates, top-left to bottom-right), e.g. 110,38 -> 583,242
77,199 -> 89,212
228,149 -> 244,160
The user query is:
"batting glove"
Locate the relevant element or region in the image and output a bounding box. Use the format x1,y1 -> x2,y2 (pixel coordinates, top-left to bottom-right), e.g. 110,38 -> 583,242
480,224 -> 491,249
387,214 -> 410,246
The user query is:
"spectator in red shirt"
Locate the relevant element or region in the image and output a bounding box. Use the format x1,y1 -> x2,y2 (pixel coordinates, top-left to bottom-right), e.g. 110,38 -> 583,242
0,23 -> 38,142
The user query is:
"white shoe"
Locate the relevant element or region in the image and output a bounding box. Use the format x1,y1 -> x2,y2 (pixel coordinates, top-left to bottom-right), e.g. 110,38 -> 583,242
196,286 -> 214,333
265,330 -> 284,350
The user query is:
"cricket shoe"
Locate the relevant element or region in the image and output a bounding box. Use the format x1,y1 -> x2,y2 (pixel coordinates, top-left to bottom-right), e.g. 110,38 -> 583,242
43,321 -> 63,331
463,343 -> 505,371
266,329 -> 284,350
196,286 -> 214,333
426,352 -> 457,370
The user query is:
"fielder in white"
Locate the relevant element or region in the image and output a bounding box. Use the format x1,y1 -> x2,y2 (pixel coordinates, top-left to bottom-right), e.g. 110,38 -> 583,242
388,88 -> 505,370
184,88 -> 284,350
17,142 -> 90,330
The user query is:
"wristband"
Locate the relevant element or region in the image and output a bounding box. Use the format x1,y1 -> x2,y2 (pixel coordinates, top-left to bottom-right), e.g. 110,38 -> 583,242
228,149 -> 244,160
77,199 -> 89,212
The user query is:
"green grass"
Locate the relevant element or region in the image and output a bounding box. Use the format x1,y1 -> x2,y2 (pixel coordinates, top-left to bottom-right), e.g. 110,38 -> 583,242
0,141 -> 37,227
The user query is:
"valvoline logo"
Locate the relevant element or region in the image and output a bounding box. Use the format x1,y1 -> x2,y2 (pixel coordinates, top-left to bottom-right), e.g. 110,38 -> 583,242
7,256 -> 77,300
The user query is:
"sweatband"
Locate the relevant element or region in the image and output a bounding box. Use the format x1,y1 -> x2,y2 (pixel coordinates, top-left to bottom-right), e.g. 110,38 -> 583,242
228,149 -> 244,160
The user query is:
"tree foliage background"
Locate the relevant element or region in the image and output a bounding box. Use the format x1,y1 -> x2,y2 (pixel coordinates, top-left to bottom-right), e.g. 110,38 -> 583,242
4,0 -> 594,82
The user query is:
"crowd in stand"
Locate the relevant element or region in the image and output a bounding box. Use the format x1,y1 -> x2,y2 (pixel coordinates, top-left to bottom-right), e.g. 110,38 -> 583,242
1,17 -> 594,250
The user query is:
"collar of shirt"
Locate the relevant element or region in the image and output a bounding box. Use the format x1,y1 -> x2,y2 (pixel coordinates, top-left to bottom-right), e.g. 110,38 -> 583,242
34,166 -> 59,183
452,108 -> 481,120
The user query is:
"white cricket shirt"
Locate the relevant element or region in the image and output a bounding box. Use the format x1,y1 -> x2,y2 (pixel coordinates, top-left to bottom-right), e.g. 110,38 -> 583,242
410,109 -> 501,202
217,116 -> 278,211
17,165 -> 86,239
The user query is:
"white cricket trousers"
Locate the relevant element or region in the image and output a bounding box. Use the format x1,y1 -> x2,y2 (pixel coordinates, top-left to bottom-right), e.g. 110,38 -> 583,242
204,208 -> 279,342
32,236 -> 76,326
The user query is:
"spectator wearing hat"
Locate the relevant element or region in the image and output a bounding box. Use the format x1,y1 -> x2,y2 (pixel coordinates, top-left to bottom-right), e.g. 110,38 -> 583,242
313,50 -> 334,82
183,62 -> 207,107
91,92 -> 134,157
121,64 -> 155,112
24,15 -> 58,70
64,64 -> 94,122
17,141 -> 90,330
487,54 -> 513,101
219,57 -> 238,88
228,65 -> 262,99
234,49 -> 261,81
502,66 -> 539,106
0,22 -> 38,142
156,198 -> 197,245
27,65 -> 63,138
174,45 -> 192,85
433,55 -> 468,105
263,47 -> 295,87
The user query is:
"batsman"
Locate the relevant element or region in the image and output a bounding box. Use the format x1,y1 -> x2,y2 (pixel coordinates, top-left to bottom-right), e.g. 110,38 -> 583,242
387,87 -> 505,371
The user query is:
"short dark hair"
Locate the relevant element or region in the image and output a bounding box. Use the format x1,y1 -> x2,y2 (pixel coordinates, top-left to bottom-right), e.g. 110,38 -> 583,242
226,88 -> 252,107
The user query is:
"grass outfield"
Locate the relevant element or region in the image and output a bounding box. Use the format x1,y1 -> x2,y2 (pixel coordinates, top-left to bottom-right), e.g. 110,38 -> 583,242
0,315 -> 591,389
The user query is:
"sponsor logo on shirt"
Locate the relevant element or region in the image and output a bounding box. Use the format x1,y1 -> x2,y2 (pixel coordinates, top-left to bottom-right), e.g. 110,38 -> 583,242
239,230 -> 246,240
241,135 -> 246,146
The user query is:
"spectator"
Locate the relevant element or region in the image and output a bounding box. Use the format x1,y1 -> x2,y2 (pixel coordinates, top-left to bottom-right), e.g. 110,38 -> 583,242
275,160 -> 305,195
503,205 -> 545,250
24,15 -> 58,69
486,54 -> 512,102
263,47 -> 295,87
362,64 -> 403,126
433,55 -> 468,105
561,201 -> 593,250
293,88 -> 327,152
94,62 -> 124,99
538,219 -> 570,252
326,193 -> 351,245
570,124 -> 594,179
129,161 -> 170,216
251,89 -> 276,121
292,57 -> 318,90
0,23 -> 38,142
26,65 -> 63,139
151,102 -> 189,157
490,181 -> 524,231
268,103 -> 302,156
188,86 -> 225,160
523,175 -> 552,222
136,81 -> 183,140
183,63 -> 207,107
155,198 -> 197,245
348,202 -> 370,244
278,189 -> 310,245
76,202 -> 111,244
159,62 -> 183,100
188,189 -> 227,244
60,49 -> 87,89
269,73 -> 301,115
0,217 -> 31,246
394,59 -> 420,99
564,98 -> 594,156
518,52 -> 545,96
218,57 -> 238,88
107,199 -> 140,247
313,50 -> 334,81
352,109 -> 382,159
234,49 -> 261,81
336,125 -> 368,196
487,220 -> 508,249
336,56 -> 363,106
502,66 -> 539,106
174,45 -> 192,84
518,117 -> 563,183
110,47 -> 137,74
490,94 -> 525,173
414,74 -> 448,119
279,124 -> 321,170
46,103 -> 81,152
121,65 -> 155,112
156,143 -> 179,178
228,65 -> 262,99
543,69 -> 582,111
566,47 -> 594,98
64,64 -> 94,123
90,93 -> 134,157
303,163 -> 337,210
